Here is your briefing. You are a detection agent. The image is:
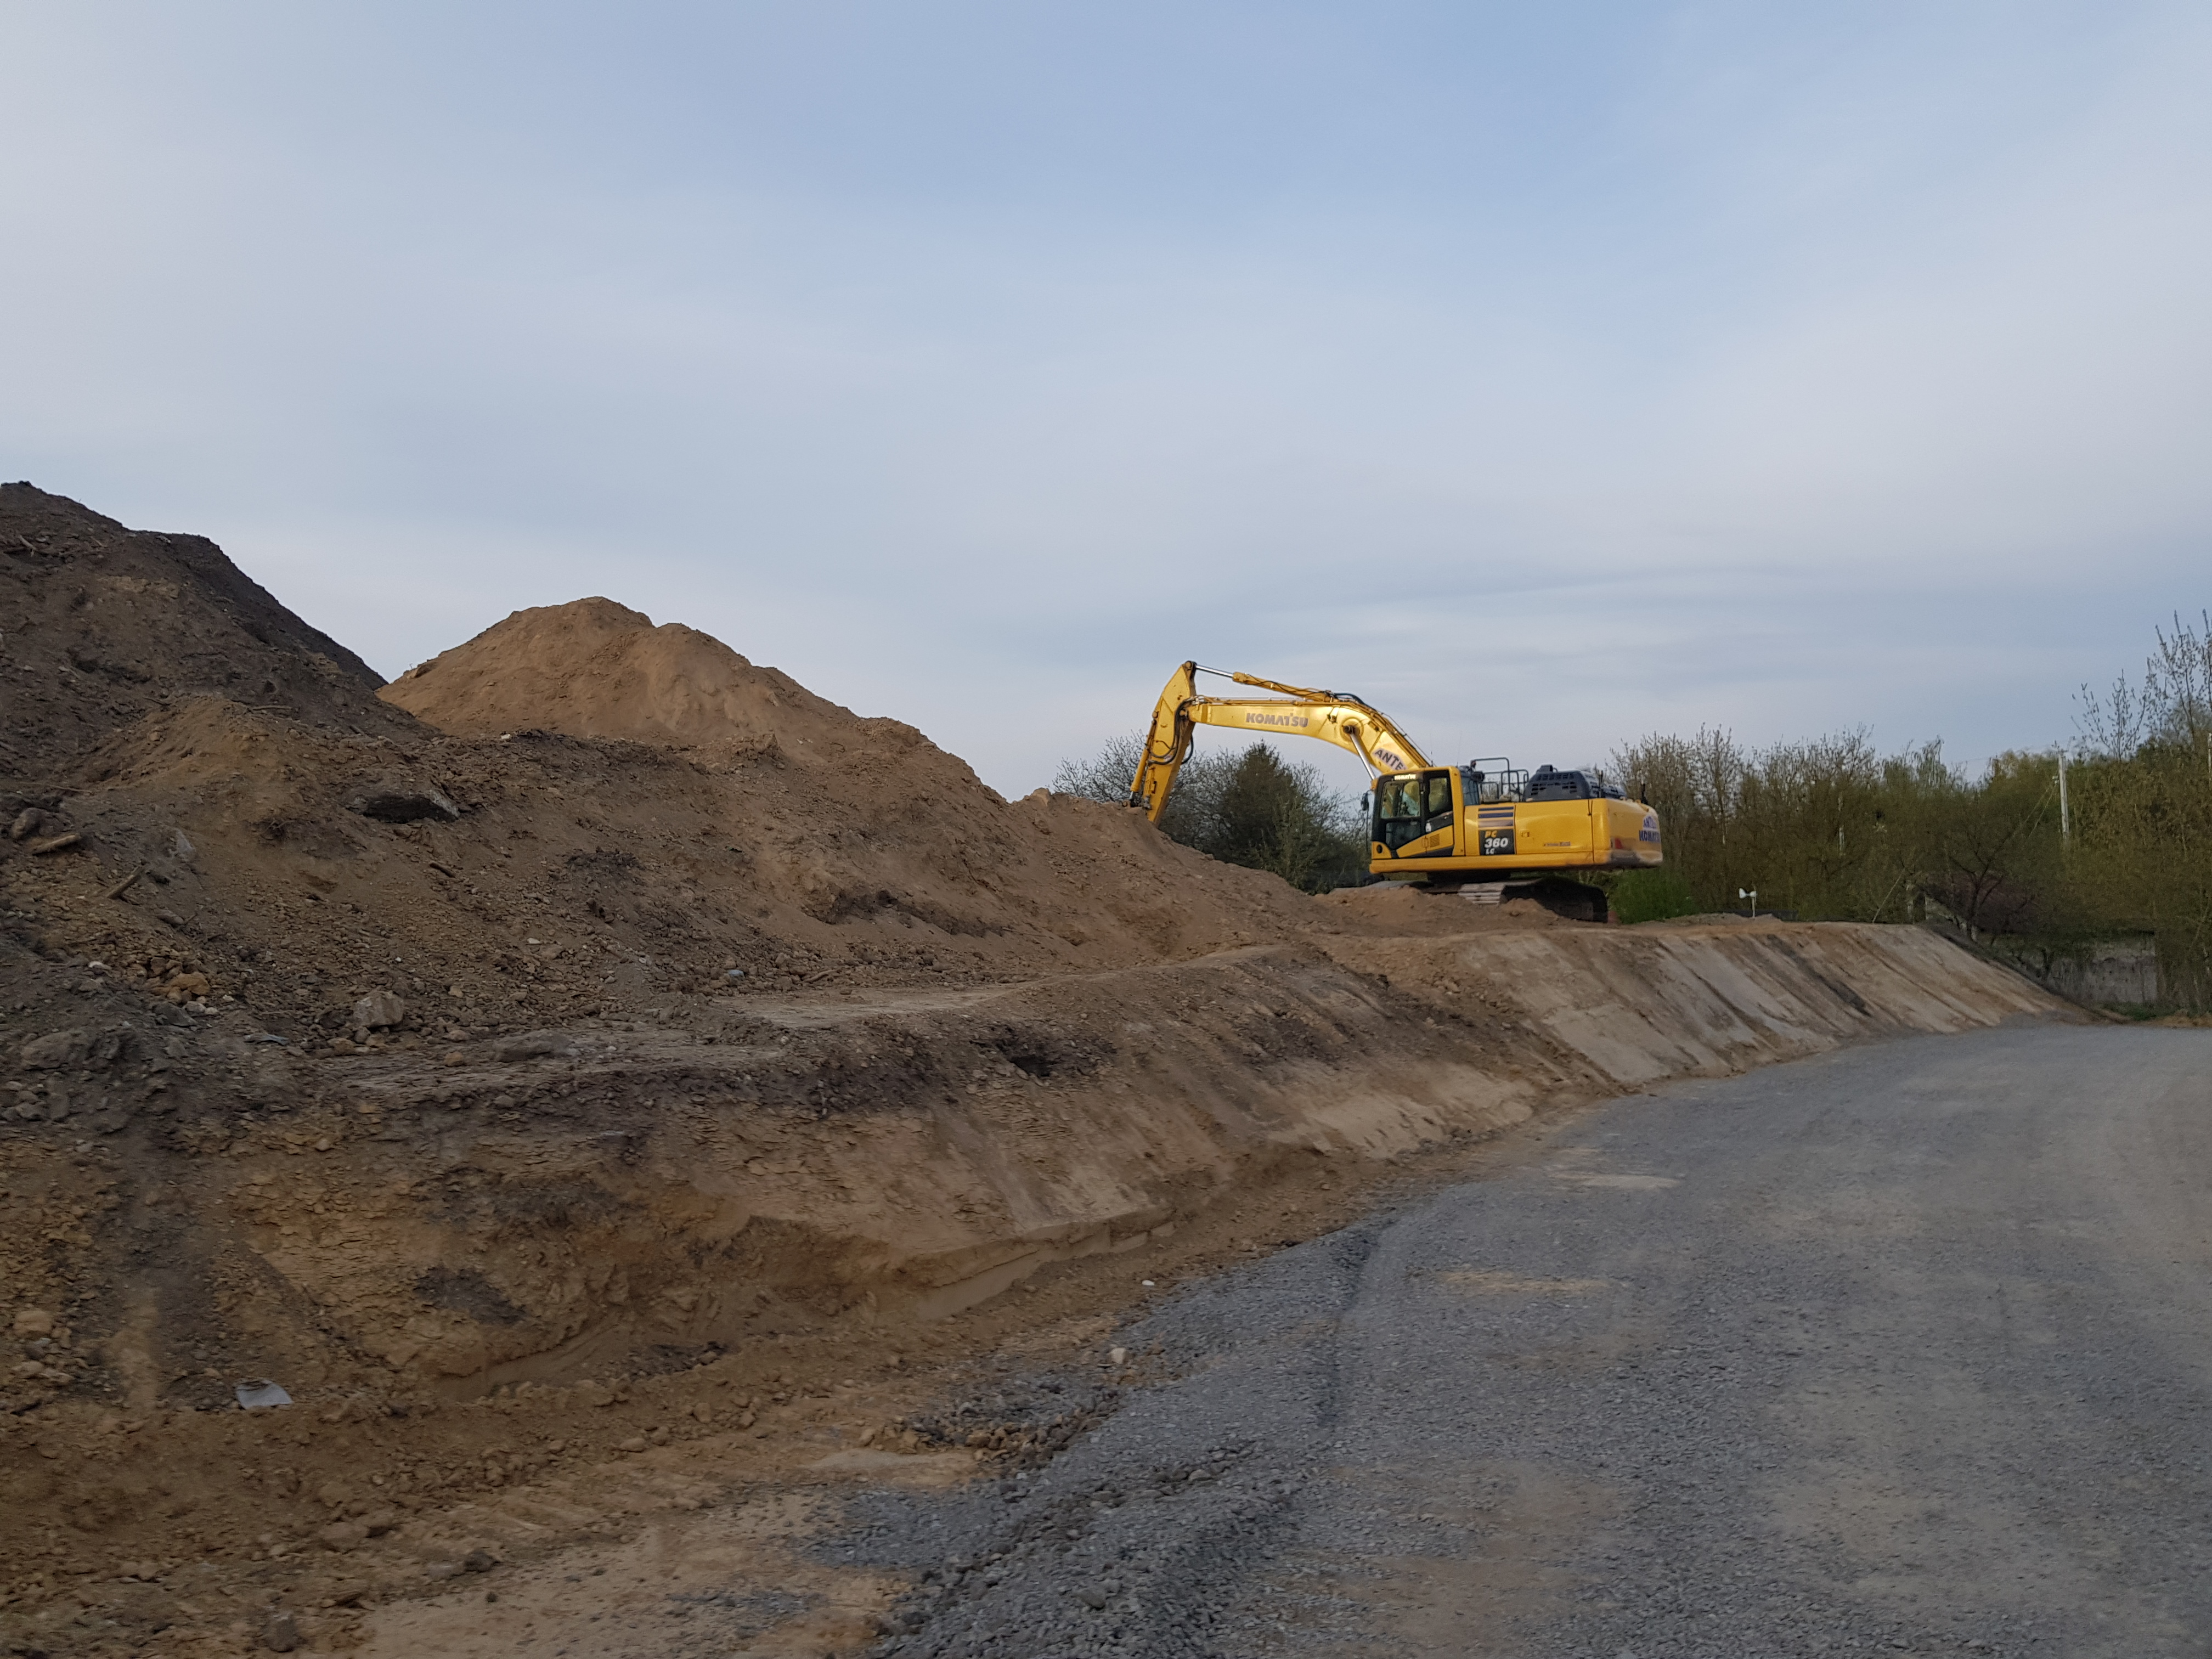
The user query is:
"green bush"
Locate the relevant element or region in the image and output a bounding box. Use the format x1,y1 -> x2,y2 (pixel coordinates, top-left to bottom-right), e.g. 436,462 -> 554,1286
1605,868 -> 1700,924
1053,735 -> 1368,893
1605,612 -> 2212,1011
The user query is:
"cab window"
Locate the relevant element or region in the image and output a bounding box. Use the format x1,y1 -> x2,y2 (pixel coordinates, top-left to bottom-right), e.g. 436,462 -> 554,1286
1373,771 -> 1454,850
1375,776 -> 1425,821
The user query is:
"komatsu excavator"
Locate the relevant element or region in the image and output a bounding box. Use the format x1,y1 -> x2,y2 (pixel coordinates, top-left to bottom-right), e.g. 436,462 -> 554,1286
1128,662 -> 1662,918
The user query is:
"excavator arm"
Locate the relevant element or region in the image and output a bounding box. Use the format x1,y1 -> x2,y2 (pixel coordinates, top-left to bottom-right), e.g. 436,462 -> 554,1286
1127,661 -> 1432,822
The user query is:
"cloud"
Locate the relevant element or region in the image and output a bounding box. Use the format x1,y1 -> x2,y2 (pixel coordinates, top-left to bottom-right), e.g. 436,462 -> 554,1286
3,3 -> 2208,792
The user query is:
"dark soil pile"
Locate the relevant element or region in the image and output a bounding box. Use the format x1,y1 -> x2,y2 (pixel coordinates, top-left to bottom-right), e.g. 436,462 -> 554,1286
0,483 -> 406,794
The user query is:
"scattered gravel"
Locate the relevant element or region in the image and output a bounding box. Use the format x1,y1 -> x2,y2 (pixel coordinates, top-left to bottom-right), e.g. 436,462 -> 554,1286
821,1026 -> 2212,1657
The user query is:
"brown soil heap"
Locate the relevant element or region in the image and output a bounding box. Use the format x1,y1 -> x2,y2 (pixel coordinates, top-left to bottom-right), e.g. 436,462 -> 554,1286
379,596 -> 848,752
0,484 -> 2063,1657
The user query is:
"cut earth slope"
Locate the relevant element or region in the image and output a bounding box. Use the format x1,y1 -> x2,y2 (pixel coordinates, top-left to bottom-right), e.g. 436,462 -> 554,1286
0,485 -> 2068,1657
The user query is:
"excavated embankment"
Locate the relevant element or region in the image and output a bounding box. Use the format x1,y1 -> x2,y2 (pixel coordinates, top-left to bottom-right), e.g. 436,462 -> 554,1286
0,484 -> 2066,1656
169,916 -> 2052,1392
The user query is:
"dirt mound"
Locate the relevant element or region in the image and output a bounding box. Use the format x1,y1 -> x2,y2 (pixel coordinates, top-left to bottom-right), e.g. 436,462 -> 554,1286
379,597 -> 854,753
370,595 -> 1325,979
1317,881 -> 1572,934
0,490 -> 2073,1658
0,483 -> 404,795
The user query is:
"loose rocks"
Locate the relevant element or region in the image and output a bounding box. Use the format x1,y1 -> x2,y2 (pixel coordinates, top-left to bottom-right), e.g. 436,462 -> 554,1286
18,1029 -> 89,1069
352,990 -> 406,1029
490,1029 -> 574,1062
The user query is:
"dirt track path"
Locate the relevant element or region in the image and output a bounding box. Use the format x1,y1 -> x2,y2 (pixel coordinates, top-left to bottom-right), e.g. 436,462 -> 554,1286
838,1025 -> 2212,1657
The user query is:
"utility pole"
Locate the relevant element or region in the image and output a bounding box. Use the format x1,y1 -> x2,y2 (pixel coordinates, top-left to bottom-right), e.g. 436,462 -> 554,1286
2058,753 -> 2070,847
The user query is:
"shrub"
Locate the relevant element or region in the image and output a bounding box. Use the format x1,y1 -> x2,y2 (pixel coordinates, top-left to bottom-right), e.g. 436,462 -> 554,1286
1053,735 -> 1367,893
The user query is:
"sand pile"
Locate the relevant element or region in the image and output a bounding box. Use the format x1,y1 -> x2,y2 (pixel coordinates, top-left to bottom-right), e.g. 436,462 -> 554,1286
379,597 -> 855,754
374,593 -> 1339,978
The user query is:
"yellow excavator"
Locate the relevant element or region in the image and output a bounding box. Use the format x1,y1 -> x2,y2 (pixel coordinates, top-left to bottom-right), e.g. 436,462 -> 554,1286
1128,662 -> 1662,918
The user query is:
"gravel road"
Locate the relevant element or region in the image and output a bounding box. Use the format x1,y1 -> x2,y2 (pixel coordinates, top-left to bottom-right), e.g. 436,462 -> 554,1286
827,1025 -> 2212,1657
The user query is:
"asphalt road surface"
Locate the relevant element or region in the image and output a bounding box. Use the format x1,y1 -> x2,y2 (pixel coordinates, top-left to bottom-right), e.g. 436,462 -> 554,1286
839,1025 -> 2212,1658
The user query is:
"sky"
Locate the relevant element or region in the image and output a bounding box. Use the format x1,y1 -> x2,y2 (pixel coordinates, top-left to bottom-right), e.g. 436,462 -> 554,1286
5,2 -> 2210,798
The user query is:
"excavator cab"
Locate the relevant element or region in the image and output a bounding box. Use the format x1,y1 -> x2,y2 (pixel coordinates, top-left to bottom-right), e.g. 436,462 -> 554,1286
1372,770 -> 1458,855
1372,761 -> 1547,862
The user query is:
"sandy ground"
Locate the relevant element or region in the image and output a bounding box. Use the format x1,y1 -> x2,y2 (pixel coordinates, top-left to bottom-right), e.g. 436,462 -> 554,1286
0,484 -> 2074,1656
0,920 -> 2062,1657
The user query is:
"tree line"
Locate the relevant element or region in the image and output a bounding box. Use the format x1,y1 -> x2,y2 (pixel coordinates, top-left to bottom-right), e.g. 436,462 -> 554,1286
1607,613 -> 2212,1011
1052,614 -> 2212,1011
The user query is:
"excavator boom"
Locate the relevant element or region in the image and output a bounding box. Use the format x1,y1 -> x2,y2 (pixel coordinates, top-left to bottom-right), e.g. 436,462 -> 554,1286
1128,661 -> 1430,822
